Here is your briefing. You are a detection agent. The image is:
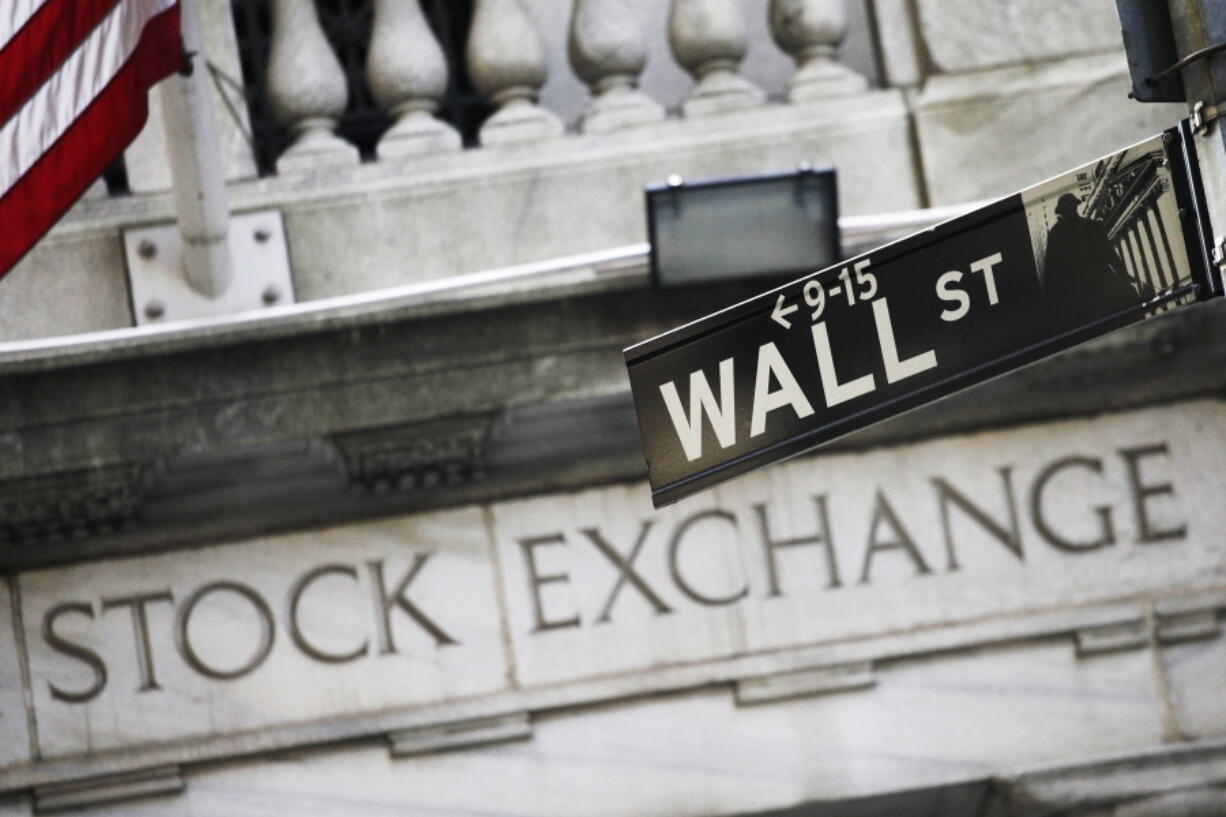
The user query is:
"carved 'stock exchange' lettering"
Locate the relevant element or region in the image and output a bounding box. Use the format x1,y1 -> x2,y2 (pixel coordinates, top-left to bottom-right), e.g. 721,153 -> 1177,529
517,443 -> 1187,632
42,553 -> 455,703
35,441 -> 1189,706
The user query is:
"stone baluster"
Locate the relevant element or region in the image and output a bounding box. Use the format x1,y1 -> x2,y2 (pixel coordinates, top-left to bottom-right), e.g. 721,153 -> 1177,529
569,0 -> 664,134
466,0 -> 563,146
668,0 -> 764,117
267,0 -> 359,174
83,179 -> 109,200
367,0 -> 461,159
768,0 -> 867,101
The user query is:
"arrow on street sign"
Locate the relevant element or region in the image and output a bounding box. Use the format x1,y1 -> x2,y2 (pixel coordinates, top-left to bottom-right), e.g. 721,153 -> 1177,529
771,293 -> 799,329
625,123 -> 1221,508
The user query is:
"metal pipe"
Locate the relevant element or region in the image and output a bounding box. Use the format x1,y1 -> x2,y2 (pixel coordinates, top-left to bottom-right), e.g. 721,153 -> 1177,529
159,0 -> 233,298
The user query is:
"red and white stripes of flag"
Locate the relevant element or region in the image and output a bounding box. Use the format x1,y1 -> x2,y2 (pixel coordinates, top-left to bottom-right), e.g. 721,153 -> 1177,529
0,0 -> 182,280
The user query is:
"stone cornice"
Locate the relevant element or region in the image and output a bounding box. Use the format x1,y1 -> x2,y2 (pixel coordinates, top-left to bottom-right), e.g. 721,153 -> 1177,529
0,276 -> 1223,570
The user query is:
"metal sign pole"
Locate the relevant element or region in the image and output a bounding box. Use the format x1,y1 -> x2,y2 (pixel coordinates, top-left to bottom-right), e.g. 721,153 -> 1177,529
159,0 -> 233,299
1168,0 -> 1226,264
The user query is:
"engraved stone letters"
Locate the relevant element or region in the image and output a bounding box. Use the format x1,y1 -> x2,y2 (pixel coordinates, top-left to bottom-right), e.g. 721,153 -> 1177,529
41,555 -> 455,702
514,443 -> 1186,633
5,404 -> 1217,761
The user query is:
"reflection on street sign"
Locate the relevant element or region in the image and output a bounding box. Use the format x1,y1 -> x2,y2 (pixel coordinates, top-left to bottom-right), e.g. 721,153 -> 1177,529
625,122 -> 1221,508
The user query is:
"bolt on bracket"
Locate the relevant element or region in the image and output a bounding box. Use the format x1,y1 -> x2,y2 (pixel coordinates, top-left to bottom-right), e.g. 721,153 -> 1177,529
1212,235 -> 1226,267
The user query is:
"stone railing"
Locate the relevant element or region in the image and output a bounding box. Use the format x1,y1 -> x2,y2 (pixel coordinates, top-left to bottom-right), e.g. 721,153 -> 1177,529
120,0 -> 869,190
5,0 -> 1182,344
97,0 -> 1174,207
273,0 -> 864,158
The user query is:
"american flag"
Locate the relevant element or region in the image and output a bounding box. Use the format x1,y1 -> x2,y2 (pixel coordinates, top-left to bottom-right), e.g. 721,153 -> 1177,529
0,0 -> 182,280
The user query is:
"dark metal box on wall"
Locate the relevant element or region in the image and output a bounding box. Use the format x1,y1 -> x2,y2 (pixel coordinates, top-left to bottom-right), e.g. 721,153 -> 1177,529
645,166 -> 840,289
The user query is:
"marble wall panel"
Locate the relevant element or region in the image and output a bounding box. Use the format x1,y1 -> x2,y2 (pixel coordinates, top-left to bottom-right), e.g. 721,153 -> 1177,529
914,53 -> 1186,205
491,401 -> 1226,687
1161,633 -> 1226,740
0,580 -> 31,769
62,641 -> 1166,817
18,508 -> 509,758
4,400 -> 1224,778
916,0 -> 1120,73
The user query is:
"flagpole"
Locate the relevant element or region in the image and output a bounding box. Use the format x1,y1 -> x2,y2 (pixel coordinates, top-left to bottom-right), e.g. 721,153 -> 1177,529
160,0 -> 233,298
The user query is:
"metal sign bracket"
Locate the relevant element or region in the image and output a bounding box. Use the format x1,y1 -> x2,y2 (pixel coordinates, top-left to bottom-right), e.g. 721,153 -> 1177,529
1211,236 -> 1226,267
1191,99 -> 1226,135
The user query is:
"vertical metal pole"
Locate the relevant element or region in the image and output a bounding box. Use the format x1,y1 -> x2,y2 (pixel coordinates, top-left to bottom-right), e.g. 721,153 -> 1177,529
1169,0 -> 1226,263
160,0 -> 233,298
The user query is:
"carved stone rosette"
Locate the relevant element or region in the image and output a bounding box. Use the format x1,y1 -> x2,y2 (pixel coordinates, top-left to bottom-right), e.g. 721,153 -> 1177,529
0,464 -> 145,548
333,418 -> 490,495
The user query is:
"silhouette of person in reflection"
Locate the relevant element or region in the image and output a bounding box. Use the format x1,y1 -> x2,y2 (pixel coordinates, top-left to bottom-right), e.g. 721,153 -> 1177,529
1042,193 -> 1139,329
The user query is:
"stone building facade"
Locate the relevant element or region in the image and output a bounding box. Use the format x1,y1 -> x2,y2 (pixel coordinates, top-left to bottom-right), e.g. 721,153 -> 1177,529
1,1 -> 1224,815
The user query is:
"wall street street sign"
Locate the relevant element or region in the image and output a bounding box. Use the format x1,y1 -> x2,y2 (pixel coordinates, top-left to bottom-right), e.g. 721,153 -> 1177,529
626,122 -> 1222,508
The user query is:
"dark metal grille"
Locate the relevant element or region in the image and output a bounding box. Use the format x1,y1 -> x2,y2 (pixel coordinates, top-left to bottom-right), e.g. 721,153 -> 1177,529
230,0 -> 489,176
419,0 -> 492,148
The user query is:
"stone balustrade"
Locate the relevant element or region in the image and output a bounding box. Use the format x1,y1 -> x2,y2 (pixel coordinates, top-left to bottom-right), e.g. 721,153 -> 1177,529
100,0 -> 1172,200
255,0 -> 861,170
13,0 -> 1184,344
252,0 -> 863,164
131,0 -> 870,186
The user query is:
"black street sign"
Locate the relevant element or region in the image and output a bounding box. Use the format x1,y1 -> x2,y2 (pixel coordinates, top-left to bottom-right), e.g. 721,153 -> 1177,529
625,122 -> 1221,508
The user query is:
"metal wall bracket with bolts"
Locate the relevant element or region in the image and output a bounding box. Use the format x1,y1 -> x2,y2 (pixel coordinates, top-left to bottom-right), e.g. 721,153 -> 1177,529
1191,100 -> 1225,134
1212,235 -> 1226,266
123,210 -> 295,326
